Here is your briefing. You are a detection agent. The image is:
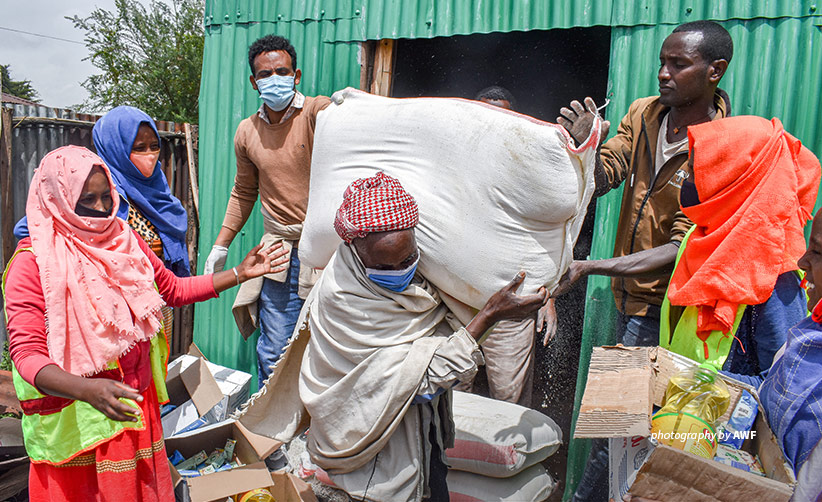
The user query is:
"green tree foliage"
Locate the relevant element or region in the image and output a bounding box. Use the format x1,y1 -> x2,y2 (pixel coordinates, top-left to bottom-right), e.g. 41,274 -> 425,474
1,64 -> 40,102
68,0 -> 204,123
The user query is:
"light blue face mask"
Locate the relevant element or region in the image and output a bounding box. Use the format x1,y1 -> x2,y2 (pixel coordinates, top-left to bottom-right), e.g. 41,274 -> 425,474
256,74 -> 295,112
365,255 -> 420,292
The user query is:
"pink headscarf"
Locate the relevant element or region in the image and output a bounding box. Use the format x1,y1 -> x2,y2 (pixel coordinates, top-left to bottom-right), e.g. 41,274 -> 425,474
26,146 -> 164,376
333,172 -> 419,243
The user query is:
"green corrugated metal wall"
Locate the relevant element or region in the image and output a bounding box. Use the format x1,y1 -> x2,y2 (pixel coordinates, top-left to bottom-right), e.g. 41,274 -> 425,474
196,1 -> 822,495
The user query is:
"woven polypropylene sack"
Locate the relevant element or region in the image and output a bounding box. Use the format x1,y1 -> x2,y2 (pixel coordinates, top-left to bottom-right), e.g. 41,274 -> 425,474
447,463 -> 556,502
446,391 -> 562,478
300,87 -> 601,308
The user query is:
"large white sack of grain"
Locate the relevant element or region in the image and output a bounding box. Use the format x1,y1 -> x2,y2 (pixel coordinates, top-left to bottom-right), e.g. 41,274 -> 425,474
299,87 -> 601,308
447,463 -> 556,502
446,390 -> 562,478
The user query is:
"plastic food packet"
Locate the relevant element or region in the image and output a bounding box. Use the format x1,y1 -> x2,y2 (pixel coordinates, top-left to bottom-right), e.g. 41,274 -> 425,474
718,390 -> 758,449
713,444 -> 765,476
224,438 -> 237,461
176,450 -> 208,471
168,450 -> 185,466
198,464 -> 217,475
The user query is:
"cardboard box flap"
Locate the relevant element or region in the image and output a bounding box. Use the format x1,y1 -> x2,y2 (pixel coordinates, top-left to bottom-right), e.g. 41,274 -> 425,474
630,444 -> 793,502
751,412 -> 796,484
187,462 -> 272,502
576,346 -> 770,439
176,357 -> 223,416
169,459 -> 182,488
269,472 -> 319,502
235,421 -> 282,460
575,346 -> 654,438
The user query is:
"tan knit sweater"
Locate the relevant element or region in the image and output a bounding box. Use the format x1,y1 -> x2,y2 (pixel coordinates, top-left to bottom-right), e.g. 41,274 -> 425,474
222,95 -> 331,230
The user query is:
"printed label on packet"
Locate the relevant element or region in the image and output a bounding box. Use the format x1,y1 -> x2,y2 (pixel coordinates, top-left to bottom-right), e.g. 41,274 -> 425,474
198,464 -> 216,475
176,450 -> 208,471
224,438 -> 237,461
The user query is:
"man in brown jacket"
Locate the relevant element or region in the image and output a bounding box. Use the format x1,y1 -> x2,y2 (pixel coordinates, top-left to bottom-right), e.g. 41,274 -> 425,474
552,21 -> 733,501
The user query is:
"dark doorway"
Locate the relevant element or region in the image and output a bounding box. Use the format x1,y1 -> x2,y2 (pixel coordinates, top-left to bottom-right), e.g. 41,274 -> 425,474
392,27 -> 611,121
392,27 -> 612,500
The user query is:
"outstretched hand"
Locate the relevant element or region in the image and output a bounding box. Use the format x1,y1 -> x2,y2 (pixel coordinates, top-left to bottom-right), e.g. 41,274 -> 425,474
552,260 -> 588,298
467,272 -> 547,341
537,297 -> 558,346
558,97 -> 610,146
237,242 -> 289,281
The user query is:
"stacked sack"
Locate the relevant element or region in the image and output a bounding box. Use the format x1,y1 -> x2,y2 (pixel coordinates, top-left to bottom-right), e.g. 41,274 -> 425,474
300,391 -> 562,501
446,391 -> 562,501
299,88 -> 601,309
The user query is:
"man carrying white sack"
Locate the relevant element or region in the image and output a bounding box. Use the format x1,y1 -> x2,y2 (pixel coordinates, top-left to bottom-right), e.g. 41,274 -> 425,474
300,172 -> 546,501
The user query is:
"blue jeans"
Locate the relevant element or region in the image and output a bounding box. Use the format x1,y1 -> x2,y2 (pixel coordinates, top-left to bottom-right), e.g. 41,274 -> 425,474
573,308 -> 660,501
257,252 -> 304,388
616,306 -> 660,346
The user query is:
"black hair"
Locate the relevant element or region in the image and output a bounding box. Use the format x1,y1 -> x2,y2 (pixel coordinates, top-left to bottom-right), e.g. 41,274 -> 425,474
248,35 -> 297,74
673,21 -> 733,63
475,85 -> 516,110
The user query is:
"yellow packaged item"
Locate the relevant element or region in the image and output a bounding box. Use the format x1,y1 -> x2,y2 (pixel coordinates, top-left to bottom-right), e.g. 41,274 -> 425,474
651,363 -> 730,458
233,488 -> 275,502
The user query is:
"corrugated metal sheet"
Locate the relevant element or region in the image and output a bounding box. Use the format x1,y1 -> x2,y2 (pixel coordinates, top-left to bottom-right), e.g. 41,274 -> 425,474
203,0 -> 822,43
564,16 -> 822,500
193,18 -> 360,388
612,0 -> 822,27
205,0 -> 357,25
341,0 -> 613,40
203,0 -> 613,40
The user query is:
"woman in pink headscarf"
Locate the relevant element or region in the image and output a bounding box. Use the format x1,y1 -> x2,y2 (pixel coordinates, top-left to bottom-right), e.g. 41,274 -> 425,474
2,146 -> 287,501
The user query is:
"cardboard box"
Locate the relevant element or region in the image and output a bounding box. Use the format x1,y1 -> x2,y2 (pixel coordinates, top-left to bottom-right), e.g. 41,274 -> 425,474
240,472 -> 318,502
166,419 -> 288,502
168,354 -> 252,414
575,346 -> 795,502
163,356 -> 225,437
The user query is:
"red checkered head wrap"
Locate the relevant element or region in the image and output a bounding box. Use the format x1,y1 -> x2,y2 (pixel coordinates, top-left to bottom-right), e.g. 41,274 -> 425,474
334,172 -> 419,244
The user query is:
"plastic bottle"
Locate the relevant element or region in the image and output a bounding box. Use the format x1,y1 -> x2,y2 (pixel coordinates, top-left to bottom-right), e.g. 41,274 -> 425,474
650,363 -> 731,458
233,488 -> 275,502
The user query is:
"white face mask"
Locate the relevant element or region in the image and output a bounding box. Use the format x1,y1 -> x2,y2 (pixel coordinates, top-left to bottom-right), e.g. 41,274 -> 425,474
130,150 -> 159,178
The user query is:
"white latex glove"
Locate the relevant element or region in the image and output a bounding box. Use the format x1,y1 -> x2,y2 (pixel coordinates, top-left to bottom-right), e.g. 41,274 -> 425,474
203,245 -> 228,274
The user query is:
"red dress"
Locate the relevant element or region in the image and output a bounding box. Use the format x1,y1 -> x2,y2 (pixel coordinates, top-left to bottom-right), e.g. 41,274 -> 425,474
5,234 -> 217,502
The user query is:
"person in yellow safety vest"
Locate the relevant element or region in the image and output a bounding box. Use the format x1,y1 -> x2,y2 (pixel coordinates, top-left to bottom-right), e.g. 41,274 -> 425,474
2,146 -> 288,502
660,115 -> 820,376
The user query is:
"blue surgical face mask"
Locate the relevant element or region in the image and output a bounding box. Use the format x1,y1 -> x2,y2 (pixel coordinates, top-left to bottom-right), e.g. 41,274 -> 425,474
365,255 -> 420,292
256,74 -> 295,112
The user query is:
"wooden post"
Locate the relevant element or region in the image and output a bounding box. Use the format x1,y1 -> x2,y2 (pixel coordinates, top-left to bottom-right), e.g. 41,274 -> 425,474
370,39 -> 396,97
1,109 -> 14,269
184,123 -> 200,219
359,41 -> 376,92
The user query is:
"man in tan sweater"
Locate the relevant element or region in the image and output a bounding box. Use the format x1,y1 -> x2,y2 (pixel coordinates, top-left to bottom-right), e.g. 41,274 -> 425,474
203,35 -> 331,386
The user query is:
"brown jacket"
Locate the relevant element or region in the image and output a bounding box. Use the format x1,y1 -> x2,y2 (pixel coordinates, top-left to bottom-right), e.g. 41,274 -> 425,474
598,91 -> 730,316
